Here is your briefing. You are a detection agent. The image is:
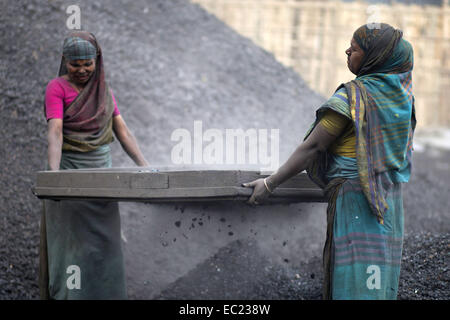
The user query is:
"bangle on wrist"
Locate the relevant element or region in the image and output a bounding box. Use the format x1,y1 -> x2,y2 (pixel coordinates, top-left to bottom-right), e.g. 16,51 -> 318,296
263,178 -> 274,194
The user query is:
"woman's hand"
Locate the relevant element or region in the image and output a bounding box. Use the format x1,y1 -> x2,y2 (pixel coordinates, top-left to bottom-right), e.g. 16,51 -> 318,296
242,178 -> 272,205
242,122 -> 341,205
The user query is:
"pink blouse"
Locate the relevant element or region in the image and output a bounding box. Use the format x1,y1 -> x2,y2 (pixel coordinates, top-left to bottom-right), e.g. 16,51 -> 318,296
45,77 -> 120,121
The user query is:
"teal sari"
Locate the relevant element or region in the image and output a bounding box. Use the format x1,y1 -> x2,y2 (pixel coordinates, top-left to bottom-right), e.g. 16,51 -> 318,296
40,145 -> 127,300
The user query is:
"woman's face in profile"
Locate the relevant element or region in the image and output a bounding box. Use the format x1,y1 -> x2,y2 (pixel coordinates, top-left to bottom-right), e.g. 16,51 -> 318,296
65,58 -> 96,85
345,38 -> 364,75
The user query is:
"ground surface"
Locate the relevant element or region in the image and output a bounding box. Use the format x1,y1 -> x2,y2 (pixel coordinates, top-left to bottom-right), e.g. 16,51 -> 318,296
0,0 -> 448,300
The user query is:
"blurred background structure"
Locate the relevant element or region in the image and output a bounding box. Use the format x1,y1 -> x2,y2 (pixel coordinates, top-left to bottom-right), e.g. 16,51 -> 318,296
192,0 -> 450,128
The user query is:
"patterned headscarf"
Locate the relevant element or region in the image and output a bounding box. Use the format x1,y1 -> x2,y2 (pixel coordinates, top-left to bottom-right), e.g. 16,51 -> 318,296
353,23 -> 405,76
57,31 -> 115,152
62,36 -> 97,61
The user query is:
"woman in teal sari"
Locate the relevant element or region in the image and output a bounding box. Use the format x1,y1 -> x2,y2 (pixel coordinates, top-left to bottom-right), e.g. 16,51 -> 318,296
40,31 -> 149,299
244,23 -> 415,299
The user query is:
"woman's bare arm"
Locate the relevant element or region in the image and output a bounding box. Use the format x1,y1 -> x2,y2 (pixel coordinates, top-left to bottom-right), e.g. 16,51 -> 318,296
112,115 -> 149,167
47,118 -> 63,171
243,123 -> 341,204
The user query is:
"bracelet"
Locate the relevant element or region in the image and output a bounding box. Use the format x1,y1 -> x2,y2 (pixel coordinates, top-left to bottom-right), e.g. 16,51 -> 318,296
263,178 -> 274,194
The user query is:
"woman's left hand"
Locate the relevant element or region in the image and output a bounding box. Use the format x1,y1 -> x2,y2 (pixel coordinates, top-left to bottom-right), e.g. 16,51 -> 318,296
242,178 -> 271,206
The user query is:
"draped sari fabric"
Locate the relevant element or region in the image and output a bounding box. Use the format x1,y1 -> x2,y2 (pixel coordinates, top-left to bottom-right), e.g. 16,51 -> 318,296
305,24 -> 415,299
57,31 -> 115,153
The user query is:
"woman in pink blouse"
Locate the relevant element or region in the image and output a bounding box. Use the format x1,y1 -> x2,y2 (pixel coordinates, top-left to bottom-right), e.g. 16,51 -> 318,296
40,31 -> 148,300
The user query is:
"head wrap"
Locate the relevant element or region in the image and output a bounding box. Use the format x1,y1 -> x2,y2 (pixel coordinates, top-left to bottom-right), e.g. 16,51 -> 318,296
353,23 -> 406,76
56,31 -> 115,152
62,36 -> 97,61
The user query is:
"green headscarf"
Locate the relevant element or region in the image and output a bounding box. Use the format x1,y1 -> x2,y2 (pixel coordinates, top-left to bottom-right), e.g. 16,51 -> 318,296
353,23 -> 412,76
62,36 -> 97,61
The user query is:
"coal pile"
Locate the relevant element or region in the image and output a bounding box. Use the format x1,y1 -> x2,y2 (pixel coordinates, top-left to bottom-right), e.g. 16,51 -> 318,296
156,239 -> 324,300
0,0 -> 449,300
156,232 -> 449,300
398,232 -> 449,300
